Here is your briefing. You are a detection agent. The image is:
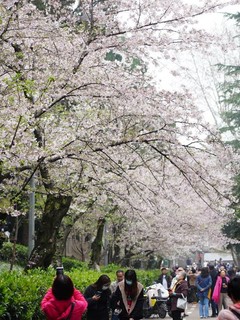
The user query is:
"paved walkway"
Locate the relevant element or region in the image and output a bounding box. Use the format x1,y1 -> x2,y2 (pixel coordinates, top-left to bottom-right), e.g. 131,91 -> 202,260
151,302 -> 209,320
182,302 -> 199,319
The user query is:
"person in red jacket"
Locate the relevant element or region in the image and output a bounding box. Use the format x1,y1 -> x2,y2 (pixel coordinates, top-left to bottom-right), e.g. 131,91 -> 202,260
212,269 -> 230,312
41,274 -> 88,320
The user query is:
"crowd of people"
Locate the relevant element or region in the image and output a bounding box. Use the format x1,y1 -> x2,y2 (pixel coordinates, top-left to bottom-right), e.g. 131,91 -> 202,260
157,263 -> 240,320
40,262 -> 240,320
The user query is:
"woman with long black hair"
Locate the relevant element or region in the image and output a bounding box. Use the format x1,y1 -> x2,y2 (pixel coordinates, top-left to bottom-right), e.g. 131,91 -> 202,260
111,269 -> 144,320
41,274 -> 87,320
84,274 -> 111,320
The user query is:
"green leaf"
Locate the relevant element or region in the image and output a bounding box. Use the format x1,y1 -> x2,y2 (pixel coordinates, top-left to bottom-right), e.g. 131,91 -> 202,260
105,50 -> 122,62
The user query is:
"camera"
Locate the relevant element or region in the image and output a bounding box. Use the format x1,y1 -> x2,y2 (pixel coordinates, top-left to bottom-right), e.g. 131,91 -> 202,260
56,266 -> 64,276
96,290 -> 102,296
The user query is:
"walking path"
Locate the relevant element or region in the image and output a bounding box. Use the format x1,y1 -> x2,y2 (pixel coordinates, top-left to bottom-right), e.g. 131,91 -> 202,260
182,302 -> 199,319
153,302 -> 201,319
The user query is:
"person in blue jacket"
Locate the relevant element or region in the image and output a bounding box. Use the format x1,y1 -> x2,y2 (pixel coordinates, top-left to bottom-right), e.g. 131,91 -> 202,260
196,267 -> 212,319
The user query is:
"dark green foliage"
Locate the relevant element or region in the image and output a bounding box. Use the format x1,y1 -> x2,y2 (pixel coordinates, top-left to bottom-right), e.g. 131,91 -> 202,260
220,13 -> 240,249
222,217 -> 240,240
100,263 -> 122,273
31,0 -> 46,11
219,74 -> 240,141
225,12 -> 240,26
218,15 -> 240,139
129,57 -> 147,73
31,0 -> 75,11
62,257 -> 89,271
133,269 -> 160,286
0,242 -> 28,267
0,269 -> 52,319
105,50 -> 123,62
104,51 -> 147,74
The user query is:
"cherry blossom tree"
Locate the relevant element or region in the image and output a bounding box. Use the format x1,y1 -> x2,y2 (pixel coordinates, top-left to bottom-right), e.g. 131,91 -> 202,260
0,0 -> 238,268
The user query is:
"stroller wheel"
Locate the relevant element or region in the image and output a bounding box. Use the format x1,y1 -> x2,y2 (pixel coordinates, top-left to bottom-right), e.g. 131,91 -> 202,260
158,308 -> 167,318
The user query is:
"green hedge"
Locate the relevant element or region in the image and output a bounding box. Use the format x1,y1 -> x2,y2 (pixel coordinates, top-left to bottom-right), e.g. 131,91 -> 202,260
0,268 -> 51,319
62,257 -> 89,271
0,266 -> 160,319
0,242 -> 28,267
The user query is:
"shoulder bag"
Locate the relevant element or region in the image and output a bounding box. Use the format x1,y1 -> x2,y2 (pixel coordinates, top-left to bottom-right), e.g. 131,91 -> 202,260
207,276 -> 212,299
230,309 -> 240,320
64,302 -> 75,320
177,294 -> 187,310
207,288 -> 212,299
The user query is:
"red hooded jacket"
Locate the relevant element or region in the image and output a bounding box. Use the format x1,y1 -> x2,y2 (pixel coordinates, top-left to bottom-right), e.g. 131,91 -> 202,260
217,303 -> 240,320
41,287 -> 88,320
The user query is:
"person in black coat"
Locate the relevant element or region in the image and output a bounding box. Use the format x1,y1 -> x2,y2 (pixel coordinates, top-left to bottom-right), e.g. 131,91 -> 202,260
209,264 -> 219,317
111,269 -> 144,320
84,274 -> 111,320
157,267 -> 172,290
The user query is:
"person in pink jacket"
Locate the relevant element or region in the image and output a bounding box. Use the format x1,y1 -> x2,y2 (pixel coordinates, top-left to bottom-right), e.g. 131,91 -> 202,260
213,270 -> 230,312
217,276 -> 240,320
41,274 -> 88,320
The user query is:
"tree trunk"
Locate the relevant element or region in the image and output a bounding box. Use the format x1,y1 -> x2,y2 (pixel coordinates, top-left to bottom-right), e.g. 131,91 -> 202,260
121,245 -> 135,267
54,223 -> 72,265
112,243 -> 121,264
110,224 -> 122,264
9,215 -> 19,271
230,244 -> 240,267
26,193 -> 72,269
89,217 -> 106,268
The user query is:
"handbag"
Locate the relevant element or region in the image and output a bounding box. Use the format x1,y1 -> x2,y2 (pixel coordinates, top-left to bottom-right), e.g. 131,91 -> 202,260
64,302 -> 75,320
177,294 -> 187,310
207,288 -> 212,300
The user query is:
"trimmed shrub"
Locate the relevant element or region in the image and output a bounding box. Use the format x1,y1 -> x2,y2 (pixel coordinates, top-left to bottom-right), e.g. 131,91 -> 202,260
62,257 -> 88,271
135,269 -> 160,286
0,269 -> 52,319
0,242 -> 28,267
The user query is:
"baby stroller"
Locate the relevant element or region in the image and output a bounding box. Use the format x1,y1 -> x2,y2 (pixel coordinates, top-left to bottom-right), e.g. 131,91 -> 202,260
143,283 -> 169,318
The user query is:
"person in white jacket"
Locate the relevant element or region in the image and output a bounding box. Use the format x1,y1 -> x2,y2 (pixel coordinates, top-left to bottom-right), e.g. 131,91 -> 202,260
217,276 -> 240,320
